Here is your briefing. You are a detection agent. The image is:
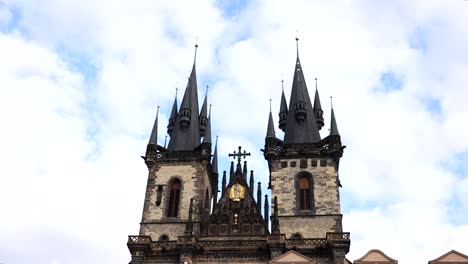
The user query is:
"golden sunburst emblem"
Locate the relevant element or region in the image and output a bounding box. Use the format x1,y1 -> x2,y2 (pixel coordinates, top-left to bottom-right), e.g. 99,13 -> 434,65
229,183 -> 245,202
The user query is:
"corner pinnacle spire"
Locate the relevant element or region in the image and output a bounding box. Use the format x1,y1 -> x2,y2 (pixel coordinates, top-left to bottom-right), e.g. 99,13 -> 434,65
200,86 -> 209,137
279,80 -> 288,132
330,96 -> 340,136
313,77 -> 324,130
203,104 -> 212,144
212,136 -> 218,174
148,106 -> 159,145
266,99 -> 276,138
167,89 -> 178,136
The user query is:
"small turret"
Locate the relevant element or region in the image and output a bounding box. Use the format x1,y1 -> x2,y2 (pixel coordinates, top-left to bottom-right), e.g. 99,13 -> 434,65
199,87 -> 209,137
294,69 -> 307,123
313,78 -> 324,130
279,80 -> 288,132
167,91 -> 177,136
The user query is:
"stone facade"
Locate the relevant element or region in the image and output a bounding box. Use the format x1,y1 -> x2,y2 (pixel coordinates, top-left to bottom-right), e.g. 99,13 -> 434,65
139,160 -> 212,240
127,43 -> 350,264
270,157 -> 341,238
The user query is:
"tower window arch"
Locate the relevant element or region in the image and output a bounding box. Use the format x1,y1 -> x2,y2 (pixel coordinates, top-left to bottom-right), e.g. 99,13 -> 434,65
296,172 -> 315,212
167,179 -> 181,218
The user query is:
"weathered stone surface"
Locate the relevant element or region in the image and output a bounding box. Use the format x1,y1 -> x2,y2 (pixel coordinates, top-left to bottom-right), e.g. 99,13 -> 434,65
139,160 -> 212,240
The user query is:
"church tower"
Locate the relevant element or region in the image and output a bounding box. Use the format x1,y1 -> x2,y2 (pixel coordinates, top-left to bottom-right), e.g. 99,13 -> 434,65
129,44 -> 217,263
263,38 -> 350,263
128,40 -> 350,264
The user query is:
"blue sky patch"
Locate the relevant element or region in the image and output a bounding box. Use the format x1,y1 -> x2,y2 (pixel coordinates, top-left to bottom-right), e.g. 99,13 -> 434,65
409,27 -> 427,52
421,97 -> 442,114
0,3 -> 21,33
378,71 -> 404,92
216,0 -> 248,18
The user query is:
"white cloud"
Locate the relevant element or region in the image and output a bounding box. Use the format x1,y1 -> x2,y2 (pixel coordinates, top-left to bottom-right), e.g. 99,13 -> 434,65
0,0 -> 467,263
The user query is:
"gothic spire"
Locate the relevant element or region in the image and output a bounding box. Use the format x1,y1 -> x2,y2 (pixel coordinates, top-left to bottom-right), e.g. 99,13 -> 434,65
283,37 -> 321,144
199,86 -> 209,137
184,198 -> 194,235
249,170 -> 254,194
266,100 -> 276,138
167,44 -> 201,151
257,182 -> 262,212
279,80 -> 288,132
148,106 -> 159,145
229,161 -> 234,182
264,194 -> 269,229
202,104 -> 212,144
167,89 -> 178,136
313,78 -> 324,130
243,161 -> 248,180
222,171 -> 227,194
212,136 -> 218,174
330,97 -> 340,136
272,196 -> 280,234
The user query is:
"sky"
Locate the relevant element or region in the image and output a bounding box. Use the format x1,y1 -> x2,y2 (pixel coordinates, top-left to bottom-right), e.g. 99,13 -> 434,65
0,0 -> 468,263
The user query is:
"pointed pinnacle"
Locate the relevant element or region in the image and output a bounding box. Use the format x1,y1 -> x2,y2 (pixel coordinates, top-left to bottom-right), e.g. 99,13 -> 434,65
148,106 -> 160,145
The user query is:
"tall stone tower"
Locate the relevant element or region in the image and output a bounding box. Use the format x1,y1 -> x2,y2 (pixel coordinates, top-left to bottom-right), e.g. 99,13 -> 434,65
129,44 -> 217,263
127,41 -> 350,264
263,38 -> 349,264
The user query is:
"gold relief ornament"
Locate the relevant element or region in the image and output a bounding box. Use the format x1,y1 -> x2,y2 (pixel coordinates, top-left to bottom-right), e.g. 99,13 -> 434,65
229,183 -> 245,202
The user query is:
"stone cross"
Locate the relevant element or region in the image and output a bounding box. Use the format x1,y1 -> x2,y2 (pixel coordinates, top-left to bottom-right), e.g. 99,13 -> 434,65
228,146 -> 251,164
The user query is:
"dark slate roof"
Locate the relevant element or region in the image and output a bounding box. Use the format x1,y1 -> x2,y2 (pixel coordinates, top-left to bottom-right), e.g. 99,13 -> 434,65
283,56 -> 321,143
148,106 -> 159,145
203,111 -> 211,143
169,96 -> 178,121
167,61 -> 201,151
330,107 -> 340,136
200,94 -> 208,120
313,79 -> 322,112
212,137 -> 218,174
280,87 -> 288,114
266,110 -> 276,138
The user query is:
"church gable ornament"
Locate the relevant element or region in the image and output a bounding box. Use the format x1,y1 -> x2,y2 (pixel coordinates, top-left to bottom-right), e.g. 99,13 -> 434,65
229,183 -> 245,201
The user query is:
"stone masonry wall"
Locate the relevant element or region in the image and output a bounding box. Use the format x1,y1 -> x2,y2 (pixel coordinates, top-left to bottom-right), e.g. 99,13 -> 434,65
279,215 -> 342,238
139,160 -> 211,240
270,158 -> 341,239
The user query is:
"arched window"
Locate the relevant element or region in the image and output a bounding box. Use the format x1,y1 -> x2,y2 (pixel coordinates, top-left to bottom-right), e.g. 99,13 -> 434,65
167,179 -> 181,217
298,174 -> 313,210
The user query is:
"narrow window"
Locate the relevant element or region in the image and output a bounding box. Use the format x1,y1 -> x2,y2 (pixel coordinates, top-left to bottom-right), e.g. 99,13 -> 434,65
167,180 -> 181,217
299,176 -> 311,210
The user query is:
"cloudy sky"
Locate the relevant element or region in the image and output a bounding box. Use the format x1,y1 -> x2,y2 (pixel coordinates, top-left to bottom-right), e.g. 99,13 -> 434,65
1,0 -> 468,263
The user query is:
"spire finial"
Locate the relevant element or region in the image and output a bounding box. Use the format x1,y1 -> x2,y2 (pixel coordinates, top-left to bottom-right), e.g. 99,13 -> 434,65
330,96 -> 333,109
281,79 -> 284,92
269,98 -> 272,112
315,77 -> 318,90
193,37 -> 199,65
295,31 -> 299,58
175,87 -> 178,99
209,104 -> 212,116
164,135 -> 167,148
206,85 -> 209,96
